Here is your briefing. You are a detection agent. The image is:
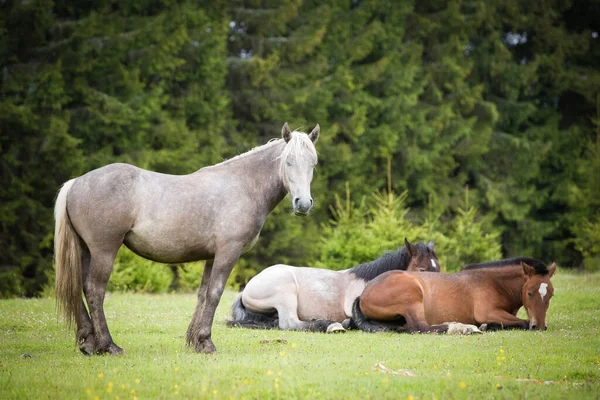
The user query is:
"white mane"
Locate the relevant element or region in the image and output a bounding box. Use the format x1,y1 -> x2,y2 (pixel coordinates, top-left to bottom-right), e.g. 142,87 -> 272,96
277,130 -> 318,164
215,130 -> 317,169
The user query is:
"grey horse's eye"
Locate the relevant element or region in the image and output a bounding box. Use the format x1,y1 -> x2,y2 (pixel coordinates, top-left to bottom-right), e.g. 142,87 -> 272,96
286,161 -> 292,166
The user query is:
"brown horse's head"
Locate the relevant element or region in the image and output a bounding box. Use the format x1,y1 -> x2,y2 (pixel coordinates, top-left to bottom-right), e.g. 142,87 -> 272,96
521,261 -> 557,330
404,238 -> 440,272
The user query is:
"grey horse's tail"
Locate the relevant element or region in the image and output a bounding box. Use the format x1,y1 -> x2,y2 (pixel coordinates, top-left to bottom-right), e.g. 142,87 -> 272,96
54,179 -> 82,330
226,293 -> 278,329
351,297 -> 407,333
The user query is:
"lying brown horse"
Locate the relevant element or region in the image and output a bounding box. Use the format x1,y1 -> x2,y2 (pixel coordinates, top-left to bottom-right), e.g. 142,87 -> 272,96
352,257 -> 557,333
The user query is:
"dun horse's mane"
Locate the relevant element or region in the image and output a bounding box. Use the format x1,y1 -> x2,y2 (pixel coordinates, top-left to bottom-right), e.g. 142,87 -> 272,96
215,131 -> 317,168
349,244 -> 432,281
462,257 -> 549,275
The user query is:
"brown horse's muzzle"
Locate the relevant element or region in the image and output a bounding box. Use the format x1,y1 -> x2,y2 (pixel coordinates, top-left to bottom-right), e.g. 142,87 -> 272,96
528,317 -> 547,330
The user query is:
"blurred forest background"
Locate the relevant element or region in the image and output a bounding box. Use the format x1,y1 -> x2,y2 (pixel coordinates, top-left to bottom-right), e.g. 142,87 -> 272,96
1,0 -> 599,297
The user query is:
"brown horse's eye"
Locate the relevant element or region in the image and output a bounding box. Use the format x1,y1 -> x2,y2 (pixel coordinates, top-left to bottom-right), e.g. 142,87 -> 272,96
527,292 -> 533,297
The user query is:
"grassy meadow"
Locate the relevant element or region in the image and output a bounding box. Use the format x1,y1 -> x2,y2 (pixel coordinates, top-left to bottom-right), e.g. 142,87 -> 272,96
1,271 -> 599,399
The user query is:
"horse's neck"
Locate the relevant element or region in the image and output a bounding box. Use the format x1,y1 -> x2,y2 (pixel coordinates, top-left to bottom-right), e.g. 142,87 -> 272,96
348,250 -> 408,281
489,267 -> 525,306
207,141 -> 288,211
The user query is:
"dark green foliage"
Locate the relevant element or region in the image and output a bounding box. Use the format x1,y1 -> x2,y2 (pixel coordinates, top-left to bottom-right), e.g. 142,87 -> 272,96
1,0 -> 598,296
315,183 -> 501,273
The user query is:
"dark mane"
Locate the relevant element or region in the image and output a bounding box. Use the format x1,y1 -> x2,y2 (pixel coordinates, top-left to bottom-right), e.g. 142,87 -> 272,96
462,257 -> 549,275
348,248 -> 411,281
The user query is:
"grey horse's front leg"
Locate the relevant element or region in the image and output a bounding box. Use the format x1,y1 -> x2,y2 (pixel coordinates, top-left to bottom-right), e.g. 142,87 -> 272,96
186,260 -> 213,350
187,249 -> 241,353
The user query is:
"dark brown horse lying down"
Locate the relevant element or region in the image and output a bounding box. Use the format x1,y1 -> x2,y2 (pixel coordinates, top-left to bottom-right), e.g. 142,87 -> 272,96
352,258 -> 557,334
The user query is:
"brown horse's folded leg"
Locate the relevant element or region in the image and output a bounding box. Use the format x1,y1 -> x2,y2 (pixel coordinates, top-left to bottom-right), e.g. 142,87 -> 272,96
482,310 -> 529,330
409,322 -> 449,334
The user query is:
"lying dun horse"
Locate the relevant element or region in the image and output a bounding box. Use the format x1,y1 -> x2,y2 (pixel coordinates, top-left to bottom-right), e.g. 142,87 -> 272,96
352,257 -> 556,334
54,123 -> 320,355
228,239 -> 439,332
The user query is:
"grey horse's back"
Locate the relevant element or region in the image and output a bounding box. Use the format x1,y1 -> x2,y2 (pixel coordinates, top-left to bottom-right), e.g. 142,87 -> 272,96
69,163 -> 142,210
227,294 -> 278,329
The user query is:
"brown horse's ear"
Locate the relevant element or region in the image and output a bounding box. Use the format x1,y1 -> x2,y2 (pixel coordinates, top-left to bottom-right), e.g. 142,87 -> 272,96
521,262 -> 535,277
308,124 -> 320,143
404,238 -> 418,257
548,261 -> 557,277
282,122 -> 292,142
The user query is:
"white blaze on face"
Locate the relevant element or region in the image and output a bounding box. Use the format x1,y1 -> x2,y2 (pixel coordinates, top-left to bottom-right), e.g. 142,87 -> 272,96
538,283 -> 548,301
431,259 -> 437,270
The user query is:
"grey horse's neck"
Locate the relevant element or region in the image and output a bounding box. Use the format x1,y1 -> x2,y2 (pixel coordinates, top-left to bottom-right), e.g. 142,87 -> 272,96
202,139 -> 288,212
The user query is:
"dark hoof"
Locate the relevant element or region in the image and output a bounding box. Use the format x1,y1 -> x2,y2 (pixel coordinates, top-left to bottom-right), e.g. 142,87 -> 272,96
105,343 -> 125,356
92,343 -> 125,356
195,339 -> 217,354
342,318 -> 354,330
78,334 -> 96,356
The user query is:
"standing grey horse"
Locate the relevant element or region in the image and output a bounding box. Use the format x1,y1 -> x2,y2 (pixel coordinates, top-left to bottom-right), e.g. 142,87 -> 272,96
227,239 -> 439,332
54,123 -> 319,355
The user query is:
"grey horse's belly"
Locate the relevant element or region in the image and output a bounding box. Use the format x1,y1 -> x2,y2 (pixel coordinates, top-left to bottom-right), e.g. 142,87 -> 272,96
123,229 -> 215,264
296,271 -> 350,322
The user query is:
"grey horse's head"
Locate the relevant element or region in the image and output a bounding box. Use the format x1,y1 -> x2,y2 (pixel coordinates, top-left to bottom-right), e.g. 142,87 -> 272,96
280,122 -> 319,216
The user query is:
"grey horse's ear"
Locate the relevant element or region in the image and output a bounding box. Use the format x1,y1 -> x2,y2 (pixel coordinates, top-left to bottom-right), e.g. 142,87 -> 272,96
404,237 -> 417,257
282,122 -> 292,142
308,124 -> 320,143
427,240 -> 435,251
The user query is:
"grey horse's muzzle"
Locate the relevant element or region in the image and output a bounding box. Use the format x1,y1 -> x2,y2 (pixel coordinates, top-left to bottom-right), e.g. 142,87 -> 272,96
293,196 -> 313,216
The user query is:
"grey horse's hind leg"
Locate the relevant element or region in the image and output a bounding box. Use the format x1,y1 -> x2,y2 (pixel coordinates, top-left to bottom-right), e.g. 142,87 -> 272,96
187,249 -> 242,353
275,294 -> 341,332
77,248 -> 96,355
84,247 -> 123,355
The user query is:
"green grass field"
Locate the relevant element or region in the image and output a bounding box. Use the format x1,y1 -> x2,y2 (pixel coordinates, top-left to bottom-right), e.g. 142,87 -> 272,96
1,272 -> 599,399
